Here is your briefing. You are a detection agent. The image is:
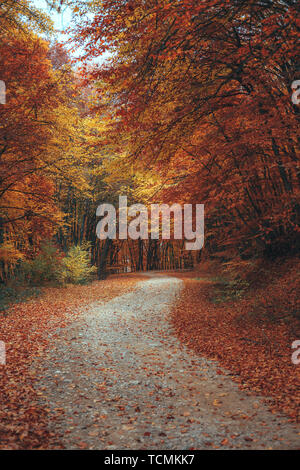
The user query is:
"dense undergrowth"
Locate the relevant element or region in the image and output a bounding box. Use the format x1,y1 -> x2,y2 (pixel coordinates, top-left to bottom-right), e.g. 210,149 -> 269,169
0,242 -> 97,314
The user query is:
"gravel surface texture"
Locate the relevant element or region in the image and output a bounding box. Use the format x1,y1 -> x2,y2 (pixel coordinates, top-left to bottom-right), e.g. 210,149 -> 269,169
34,273 -> 300,449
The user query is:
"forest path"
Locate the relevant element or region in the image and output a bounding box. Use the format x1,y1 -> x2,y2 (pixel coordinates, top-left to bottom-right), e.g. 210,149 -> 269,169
34,273 -> 299,449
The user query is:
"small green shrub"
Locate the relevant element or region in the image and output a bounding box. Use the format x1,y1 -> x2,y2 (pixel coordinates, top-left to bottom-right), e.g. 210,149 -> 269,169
59,245 -> 96,285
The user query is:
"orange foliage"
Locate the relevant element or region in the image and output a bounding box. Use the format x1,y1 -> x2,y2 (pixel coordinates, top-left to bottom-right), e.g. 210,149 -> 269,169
171,258 -> 300,421
0,274 -> 143,449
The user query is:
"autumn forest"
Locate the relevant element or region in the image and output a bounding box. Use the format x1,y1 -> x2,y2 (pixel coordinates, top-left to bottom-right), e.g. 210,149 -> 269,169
0,0 -> 299,452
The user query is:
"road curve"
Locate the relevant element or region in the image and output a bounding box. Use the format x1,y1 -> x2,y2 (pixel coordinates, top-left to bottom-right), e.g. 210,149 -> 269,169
34,273 -> 300,449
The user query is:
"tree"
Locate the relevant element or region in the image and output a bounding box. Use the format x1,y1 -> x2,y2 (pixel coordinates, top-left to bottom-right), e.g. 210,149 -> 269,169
73,0 -> 300,260
0,30 -> 93,278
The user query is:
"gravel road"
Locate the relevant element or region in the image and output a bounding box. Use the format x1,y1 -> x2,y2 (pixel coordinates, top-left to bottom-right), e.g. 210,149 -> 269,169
34,273 -> 300,449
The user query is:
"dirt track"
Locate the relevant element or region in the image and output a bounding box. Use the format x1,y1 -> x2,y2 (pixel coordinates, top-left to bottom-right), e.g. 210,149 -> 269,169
34,273 -> 300,449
